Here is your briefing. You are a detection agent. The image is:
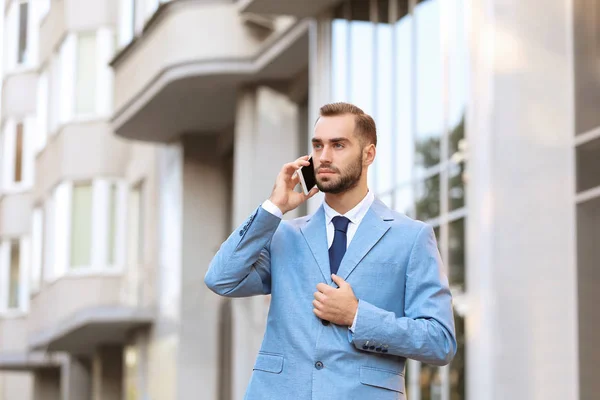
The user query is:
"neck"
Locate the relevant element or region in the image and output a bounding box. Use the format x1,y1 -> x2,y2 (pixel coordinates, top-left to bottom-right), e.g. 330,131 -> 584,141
324,181 -> 369,215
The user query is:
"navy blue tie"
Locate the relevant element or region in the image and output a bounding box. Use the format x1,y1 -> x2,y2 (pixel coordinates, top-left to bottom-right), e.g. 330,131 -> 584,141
329,216 -> 350,275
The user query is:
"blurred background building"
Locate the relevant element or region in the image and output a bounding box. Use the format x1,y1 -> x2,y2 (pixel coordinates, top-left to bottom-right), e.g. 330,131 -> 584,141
0,0 -> 597,399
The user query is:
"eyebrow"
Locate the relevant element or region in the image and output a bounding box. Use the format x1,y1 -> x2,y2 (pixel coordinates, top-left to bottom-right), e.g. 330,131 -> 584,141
311,137 -> 350,144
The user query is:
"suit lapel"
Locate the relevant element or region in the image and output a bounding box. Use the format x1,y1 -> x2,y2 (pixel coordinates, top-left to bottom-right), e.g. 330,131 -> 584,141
336,199 -> 394,281
300,206 -> 332,284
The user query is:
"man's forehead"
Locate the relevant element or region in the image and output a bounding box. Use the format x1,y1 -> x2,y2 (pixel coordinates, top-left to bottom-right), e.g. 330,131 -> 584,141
314,115 -> 356,139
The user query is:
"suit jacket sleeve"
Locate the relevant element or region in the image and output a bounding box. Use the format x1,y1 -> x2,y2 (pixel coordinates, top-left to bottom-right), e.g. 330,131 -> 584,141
350,224 -> 457,366
204,206 -> 281,297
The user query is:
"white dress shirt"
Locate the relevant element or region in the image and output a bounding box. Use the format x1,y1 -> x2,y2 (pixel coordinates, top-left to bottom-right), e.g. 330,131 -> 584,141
261,191 -> 375,333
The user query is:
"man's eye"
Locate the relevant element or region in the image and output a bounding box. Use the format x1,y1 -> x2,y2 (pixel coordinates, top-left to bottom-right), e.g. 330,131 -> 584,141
334,143 -> 344,148
314,144 -> 323,149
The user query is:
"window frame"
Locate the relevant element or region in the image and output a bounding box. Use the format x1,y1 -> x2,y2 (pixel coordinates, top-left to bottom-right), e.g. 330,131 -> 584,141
0,237 -> 30,315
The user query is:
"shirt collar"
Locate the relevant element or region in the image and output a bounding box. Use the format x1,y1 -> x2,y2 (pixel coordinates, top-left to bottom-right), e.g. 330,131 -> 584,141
323,190 -> 375,226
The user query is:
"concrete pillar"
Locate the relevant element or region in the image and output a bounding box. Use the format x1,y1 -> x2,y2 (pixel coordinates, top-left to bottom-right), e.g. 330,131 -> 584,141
467,0 -> 578,399
61,357 -> 91,400
177,135 -> 230,400
230,86 -> 301,400
0,372 -> 33,400
33,369 -> 60,400
92,346 -> 123,400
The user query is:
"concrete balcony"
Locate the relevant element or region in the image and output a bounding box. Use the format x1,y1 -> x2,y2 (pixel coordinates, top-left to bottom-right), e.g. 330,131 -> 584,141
34,121 -> 130,204
0,317 -> 62,371
238,0 -> 341,18
110,0 -> 309,142
1,71 -> 37,119
28,274 -> 153,356
38,0 -> 117,65
0,192 -> 33,237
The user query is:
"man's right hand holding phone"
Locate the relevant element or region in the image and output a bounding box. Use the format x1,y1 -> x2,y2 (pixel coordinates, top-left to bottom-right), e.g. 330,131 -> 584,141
268,156 -> 319,215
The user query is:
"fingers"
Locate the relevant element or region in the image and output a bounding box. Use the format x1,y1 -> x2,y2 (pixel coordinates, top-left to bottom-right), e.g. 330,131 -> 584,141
305,186 -> 320,199
313,308 -> 324,318
281,156 -> 311,178
316,283 -> 333,294
312,299 -> 324,310
331,274 -> 347,287
313,291 -> 327,302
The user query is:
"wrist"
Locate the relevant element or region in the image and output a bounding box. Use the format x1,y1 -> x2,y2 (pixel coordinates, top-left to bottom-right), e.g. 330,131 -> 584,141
348,298 -> 359,326
268,197 -> 288,215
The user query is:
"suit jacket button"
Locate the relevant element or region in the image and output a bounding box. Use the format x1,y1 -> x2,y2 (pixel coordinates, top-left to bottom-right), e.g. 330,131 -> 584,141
315,361 -> 324,370
362,345 -> 368,350
369,346 -> 375,350
321,319 -> 330,326
239,230 -> 244,236
382,349 -> 388,353
375,347 -> 382,352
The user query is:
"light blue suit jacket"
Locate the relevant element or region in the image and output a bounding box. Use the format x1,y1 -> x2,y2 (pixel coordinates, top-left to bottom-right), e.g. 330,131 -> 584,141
205,199 -> 456,400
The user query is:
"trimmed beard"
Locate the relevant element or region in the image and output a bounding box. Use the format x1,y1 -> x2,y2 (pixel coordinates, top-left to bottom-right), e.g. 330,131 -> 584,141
316,152 -> 363,194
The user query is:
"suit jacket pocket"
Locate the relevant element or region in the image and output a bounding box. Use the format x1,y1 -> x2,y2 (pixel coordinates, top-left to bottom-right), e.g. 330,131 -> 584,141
359,366 -> 404,393
253,352 -> 284,374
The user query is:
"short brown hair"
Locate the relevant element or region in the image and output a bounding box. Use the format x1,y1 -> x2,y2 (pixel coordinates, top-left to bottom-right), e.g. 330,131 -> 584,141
318,102 -> 377,147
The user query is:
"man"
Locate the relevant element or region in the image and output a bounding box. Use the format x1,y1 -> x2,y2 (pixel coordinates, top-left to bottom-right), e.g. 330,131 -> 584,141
205,102 -> 456,400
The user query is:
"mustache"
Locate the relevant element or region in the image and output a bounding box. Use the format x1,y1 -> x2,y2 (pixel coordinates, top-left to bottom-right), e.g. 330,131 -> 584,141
316,165 -> 339,173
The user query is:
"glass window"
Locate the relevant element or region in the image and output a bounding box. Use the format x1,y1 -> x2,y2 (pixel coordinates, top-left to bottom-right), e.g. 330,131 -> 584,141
420,363 -> 443,399
31,208 -> 44,292
17,1 -> 28,64
71,183 -> 93,268
415,0 -> 442,168
124,345 -> 139,400
448,217 -> 465,291
108,182 -> 119,265
448,160 -> 465,211
118,0 -> 136,48
349,20 -> 374,115
128,183 -> 144,265
415,174 -> 440,221
394,184 -> 415,218
8,240 -> 21,309
450,312 -> 466,400
37,69 -> 49,151
14,122 -> 24,183
331,18 -> 349,102
374,1 -> 394,194
395,4 -> 414,187
76,33 -> 97,115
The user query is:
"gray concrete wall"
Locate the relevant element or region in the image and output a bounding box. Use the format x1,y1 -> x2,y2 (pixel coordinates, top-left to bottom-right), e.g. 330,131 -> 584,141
33,369 -> 60,400
28,276 -> 122,335
112,1 -> 294,113
0,192 -> 33,237
61,357 -> 91,400
121,142 -> 160,310
38,0 -> 66,65
1,72 -> 37,119
178,135 -> 230,400
39,0 -> 118,65
467,0 -> 578,398
0,372 -> 33,400
577,197 -> 600,399
147,143 -> 183,400
34,122 -> 130,203
91,346 -> 122,400
0,316 -> 28,351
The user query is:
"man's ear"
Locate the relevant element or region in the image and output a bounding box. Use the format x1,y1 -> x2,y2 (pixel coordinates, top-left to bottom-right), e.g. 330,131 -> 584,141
364,144 -> 376,166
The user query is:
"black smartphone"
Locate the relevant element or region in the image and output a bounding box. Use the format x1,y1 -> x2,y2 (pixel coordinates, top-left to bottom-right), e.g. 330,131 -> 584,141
298,156 -> 316,195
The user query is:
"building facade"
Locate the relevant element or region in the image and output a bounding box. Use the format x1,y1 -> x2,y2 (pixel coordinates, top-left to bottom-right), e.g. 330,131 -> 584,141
0,0 -> 597,399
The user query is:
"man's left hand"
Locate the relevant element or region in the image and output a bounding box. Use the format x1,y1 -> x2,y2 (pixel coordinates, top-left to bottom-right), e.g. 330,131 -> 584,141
313,274 -> 358,326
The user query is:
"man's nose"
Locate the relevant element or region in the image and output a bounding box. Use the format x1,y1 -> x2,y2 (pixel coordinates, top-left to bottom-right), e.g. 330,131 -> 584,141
319,146 -> 332,164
